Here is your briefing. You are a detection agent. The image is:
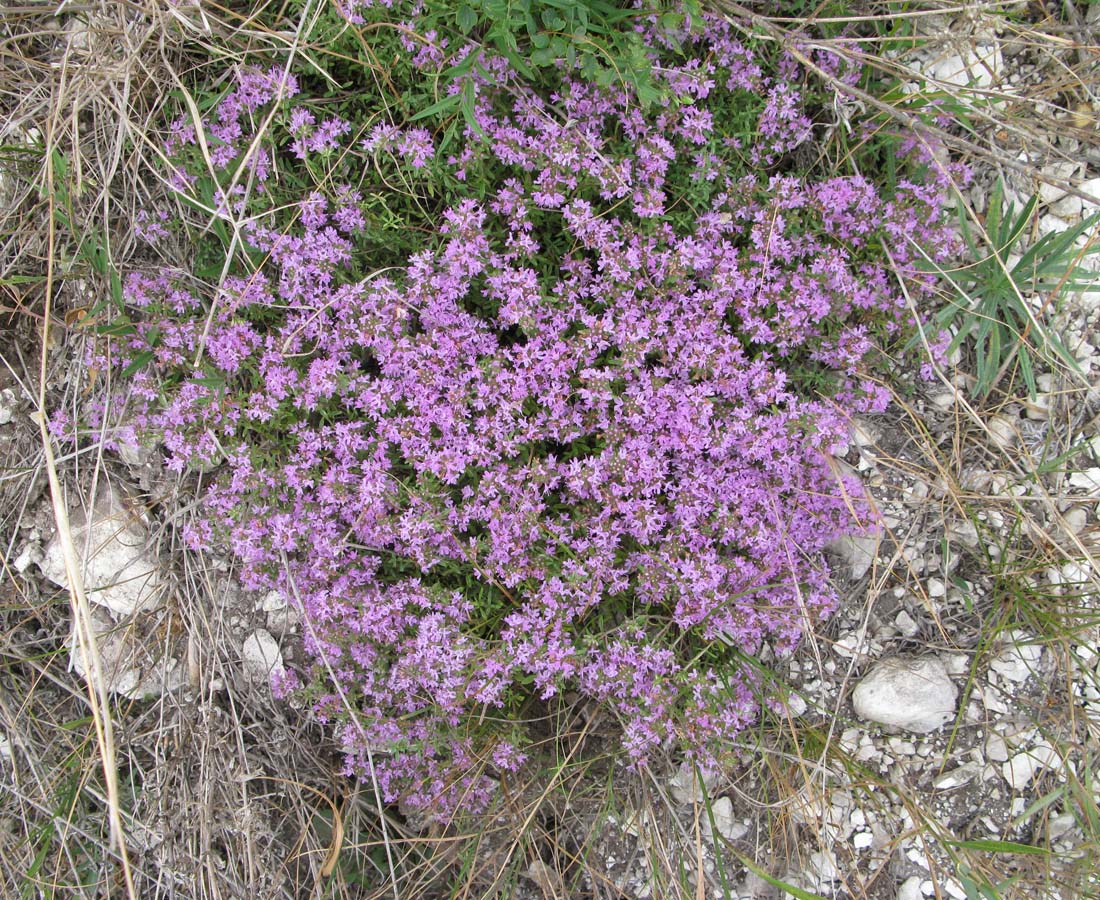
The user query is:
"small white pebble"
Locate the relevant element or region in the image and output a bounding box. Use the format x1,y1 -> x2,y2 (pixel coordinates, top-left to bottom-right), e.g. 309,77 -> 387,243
897,877 -> 924,900
895,610 -> 919,637
944,877 -> 969,900
1063,507 -> 1088,534
242,629 -> 285,682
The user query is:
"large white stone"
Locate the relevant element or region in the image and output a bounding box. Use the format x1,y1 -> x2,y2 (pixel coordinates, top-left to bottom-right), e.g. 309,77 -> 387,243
1080,176 -> 1100,216
1038,162 -> 1081,205
852,656 -> 958,733
929,44 -> 1003,90
40,486 -> 163,617
898,876 -> 924,900
1068,468 -> 1100,494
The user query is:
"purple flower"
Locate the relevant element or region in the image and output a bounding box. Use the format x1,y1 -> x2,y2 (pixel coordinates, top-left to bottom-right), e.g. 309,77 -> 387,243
120,5 -> 959,820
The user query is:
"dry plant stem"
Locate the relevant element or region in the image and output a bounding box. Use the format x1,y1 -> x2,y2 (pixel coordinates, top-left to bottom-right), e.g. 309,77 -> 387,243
38,127 -> 137,900
245,775 -> 345,879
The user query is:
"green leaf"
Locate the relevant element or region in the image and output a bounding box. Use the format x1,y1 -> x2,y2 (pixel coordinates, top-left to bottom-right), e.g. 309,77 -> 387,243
96,318 -> 136,337
945,838 -> 1049,856
1015,340 -> 1036,397
530,47 -> 556,66
460,79 -> 483,137
660,11 -> 685,31
408,92 -> 461,122
457,5 -> 477,33
51,148 -> 69,180
499,47 -> 534,79
109,271 -> 123,307
121,351 -> 155,378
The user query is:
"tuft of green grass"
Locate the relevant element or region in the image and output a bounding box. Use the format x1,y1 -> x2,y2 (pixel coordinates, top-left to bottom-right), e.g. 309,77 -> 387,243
920,178 -> 1100,400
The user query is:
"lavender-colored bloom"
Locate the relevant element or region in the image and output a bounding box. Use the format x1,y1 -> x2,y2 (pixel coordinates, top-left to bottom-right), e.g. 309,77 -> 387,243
113,8 -> 960,820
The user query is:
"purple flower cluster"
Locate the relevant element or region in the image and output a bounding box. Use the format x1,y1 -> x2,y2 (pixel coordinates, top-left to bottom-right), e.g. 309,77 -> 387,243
115,9 -> 956,817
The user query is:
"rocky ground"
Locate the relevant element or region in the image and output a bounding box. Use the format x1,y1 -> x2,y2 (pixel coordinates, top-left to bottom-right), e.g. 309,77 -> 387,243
2,4 -> 1100,899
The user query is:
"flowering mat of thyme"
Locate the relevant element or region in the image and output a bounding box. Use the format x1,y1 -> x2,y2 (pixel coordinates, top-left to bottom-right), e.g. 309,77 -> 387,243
1,2 -> 1100,899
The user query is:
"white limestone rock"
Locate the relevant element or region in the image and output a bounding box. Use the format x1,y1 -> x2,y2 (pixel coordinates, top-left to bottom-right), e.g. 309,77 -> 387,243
1079,176 -> 1100,216
1068,468 -> 1100,494
985,732 -> 1010,764
989,630 -> 1042,684
242,628 -> 284,682
852,656 -> 958,733
701,796 -> 748,843
40,486 -> 163,617
668,763 -> 717,805
898,876 -> 925,900
1052,194 -> 1083,219
852,830 -> 874,850
1003,740 -> 1062,790
13,542 -> 43,574
928,44 -> 1003,90
933,761 -> 981,790
0,388 -> 17,425
804,848 -> 841,887
829,531 -> 881,581
986,414 -> 1018,451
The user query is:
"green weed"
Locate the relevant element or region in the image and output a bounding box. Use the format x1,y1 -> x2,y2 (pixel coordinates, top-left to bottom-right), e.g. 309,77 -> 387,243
923,179 -> 1099,399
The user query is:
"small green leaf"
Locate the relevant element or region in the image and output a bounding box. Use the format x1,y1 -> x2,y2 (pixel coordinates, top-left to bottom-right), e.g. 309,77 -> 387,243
530,47 -> 555,66
460,80 -> 483,137
660,11 -> 684,31
409,93 -> 461,122
945,838 -> 1049,856
121,351 -> 155,378
51,148 -> 69,180
109,271 -> 123,307
96,318 -> 136,337
456,5 -> 477,33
